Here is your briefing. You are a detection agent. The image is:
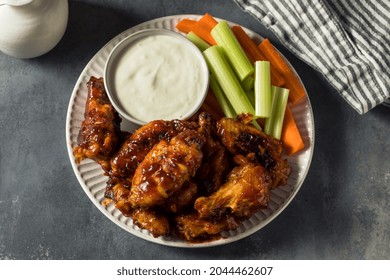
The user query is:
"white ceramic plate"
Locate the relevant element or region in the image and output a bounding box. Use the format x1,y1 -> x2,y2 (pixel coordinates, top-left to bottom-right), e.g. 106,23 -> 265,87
65,15 -> 315,248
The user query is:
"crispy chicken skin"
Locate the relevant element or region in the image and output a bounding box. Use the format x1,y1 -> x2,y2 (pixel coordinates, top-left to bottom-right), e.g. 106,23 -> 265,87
131,207 -> 170,237
194,155 -> 271,219
110,119 -> 198,180
175,212 -> 240,241
104,177 -> 132,216
73,77 -> 121,172
128,129 -> 205,208
216,116 -> 290,188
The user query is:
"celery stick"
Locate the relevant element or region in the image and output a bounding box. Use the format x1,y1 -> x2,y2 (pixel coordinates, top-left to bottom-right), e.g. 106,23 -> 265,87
241,75 -> 254,92
251,119 -> 261,130
210,75 -> 236,118
238,89 -> 262,130
255,61 -> 272,118
211,20 -> 254,82
246,89 -> 255,107
187,31 -> 211,51
264,86 -> 289,139
203,46 -> 255,116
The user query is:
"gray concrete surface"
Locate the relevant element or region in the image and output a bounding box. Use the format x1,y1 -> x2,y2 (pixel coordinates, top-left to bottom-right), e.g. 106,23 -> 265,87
0,0 -> 389,260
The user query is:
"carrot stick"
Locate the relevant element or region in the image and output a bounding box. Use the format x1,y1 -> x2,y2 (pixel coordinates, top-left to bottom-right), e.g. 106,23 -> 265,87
281,105 -> 305,155
176,19 -> 197,34
191,13 -> 218,45
258,39 -> 305,104
186,23 -> 216,45
176,15 -> 216,44
198,13 -> 218,29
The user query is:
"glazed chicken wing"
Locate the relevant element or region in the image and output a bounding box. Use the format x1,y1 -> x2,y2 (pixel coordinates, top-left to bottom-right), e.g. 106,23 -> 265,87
195,112 -> 231,195
131,207 -> 170,238
128,129 -> 205,208
110,119 -> 198,180
165,180 -> 198,213
104,178 -> 170,237
104,177 -> 132,216
217,115 -> 290,188
195,143 -> 230,195
195,155 -> 271,219
175,212 -> 240,241
73,76 -> 121,172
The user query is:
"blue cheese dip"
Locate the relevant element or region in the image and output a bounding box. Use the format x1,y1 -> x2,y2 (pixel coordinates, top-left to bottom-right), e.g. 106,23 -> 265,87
109,30 -> 208,124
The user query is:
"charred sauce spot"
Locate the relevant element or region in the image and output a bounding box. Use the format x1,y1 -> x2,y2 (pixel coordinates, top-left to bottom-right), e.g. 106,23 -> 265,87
235,132 -> 276,170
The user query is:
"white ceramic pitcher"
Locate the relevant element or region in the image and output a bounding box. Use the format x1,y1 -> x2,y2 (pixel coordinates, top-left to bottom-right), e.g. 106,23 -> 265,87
0,0 -> 68,58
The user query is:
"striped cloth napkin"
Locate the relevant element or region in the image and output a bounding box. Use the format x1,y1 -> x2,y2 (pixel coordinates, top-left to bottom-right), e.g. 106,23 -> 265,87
233,0 -> 390,114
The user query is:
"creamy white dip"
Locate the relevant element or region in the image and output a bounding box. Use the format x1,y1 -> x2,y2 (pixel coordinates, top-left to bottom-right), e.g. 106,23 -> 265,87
112,33 -> 207,123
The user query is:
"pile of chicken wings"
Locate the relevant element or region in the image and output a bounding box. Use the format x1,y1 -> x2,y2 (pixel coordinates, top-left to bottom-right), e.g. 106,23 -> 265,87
74,77 -> 291,242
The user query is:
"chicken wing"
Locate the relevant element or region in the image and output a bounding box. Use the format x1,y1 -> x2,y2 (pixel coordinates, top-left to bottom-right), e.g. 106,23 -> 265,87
165,180 -> 198,213
104,177 -> 132,216
175,212 -> 240,241
110,119 -> 198,180
216,115 -> 290,188
103,177 -> 169,237
73,76 -> 121,172
194,155 -> 271,219
195,112 -> 231,195
128,129 -> 205,208
131,207 -> 170,238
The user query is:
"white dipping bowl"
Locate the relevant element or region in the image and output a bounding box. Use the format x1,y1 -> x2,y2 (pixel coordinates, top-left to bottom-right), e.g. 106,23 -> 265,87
104,29 -> 209,125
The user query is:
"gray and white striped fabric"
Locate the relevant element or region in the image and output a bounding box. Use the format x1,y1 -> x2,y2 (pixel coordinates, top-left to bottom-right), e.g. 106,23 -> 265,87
233,0 -> 390,114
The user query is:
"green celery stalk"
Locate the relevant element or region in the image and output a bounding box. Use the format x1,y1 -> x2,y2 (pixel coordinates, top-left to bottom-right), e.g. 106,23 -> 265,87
209,75 -> 236,118
264,86 -> 289,139
245,89 -> 263,129
211,20 -> 254,82
187,31 -> 211,51
203,46 -> 255,116
255,61 -> 272,118
241,75 -> 254,92
246,89 -> 255,107
252,119 -> 261,130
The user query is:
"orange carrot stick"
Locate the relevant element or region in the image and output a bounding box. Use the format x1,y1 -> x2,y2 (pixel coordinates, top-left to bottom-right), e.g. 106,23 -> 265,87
198,13 -> 218,29
192,25 -> 217,45
176,19 -> 197,34
192,13 -> 218,45
176,14 -> 218,45
281,105 -> 305,155
258,39 -> 305,104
